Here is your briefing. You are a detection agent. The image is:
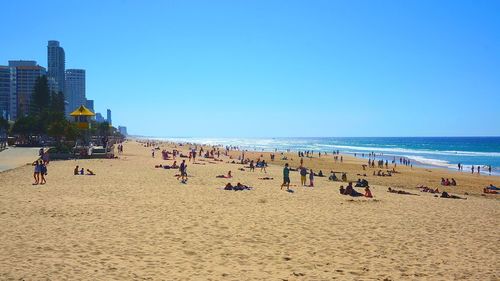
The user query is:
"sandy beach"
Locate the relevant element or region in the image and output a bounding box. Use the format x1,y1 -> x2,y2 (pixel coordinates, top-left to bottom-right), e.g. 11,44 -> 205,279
0,140 -> 499,280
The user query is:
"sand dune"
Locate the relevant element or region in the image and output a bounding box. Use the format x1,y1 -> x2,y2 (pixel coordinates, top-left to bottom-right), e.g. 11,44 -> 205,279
0,141 -> 498,280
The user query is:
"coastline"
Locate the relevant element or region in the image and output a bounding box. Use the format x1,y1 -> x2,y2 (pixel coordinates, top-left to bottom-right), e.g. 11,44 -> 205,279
143,136 -> 500,179
0,140 -> 499,280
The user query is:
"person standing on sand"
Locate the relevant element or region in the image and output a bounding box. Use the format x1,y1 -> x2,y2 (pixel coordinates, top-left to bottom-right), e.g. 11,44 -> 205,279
478,166 -> 480,175
472,165 -> 475,174
40,161 -> 47,185
178,160 -> 187,181
32,160 -> 41,185
281,163 -> 291,190
300,166 -> 307,186
489,165 -> 492,175
192,149 -> 196,163
260,160 -> 267,173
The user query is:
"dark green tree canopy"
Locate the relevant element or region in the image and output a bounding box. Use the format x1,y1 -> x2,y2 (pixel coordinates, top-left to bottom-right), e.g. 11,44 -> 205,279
31,75 -> 51,116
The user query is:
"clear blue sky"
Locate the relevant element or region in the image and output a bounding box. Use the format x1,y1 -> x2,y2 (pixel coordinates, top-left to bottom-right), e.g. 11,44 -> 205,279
2,0 -> 499,137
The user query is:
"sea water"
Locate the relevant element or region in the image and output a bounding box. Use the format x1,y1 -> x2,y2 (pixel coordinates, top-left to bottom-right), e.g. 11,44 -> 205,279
151,137 -> 500,174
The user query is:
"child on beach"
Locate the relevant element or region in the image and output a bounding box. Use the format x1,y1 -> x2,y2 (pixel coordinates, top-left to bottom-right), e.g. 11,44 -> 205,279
32,160 -> 41,185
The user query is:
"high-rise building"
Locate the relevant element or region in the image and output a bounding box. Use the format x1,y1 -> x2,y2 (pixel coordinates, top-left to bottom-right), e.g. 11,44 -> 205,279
85,99 -> 94,113
0,66 -> 10,120
65,69 -> 86,116
106,109 -> 112,125
118,126 -> 128,136
47,40 -> 65,94
95,112 -> 105,123
8,60 -> 46,119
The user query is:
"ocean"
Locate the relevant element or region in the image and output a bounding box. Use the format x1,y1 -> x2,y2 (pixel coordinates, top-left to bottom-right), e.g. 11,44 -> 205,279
150,137 -> 500,175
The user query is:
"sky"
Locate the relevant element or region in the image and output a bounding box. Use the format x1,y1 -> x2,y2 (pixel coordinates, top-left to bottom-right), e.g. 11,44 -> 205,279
1,0 -> 499,137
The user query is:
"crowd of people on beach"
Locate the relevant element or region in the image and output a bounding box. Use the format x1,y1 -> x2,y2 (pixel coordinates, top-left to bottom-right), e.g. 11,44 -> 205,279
27,140 -> 498,202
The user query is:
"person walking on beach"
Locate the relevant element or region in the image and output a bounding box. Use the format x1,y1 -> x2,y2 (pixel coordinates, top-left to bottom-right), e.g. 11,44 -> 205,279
472,165 -> 475,174
32,160 -> 41,185
300,166 -> 307,186
178,160 -> 187,181
281,163 -> 291,190
309,169 -> 314,187
478,166 -> 480,175
192,149 -> 196,163
40,161 -> 47,185
260,160 -> 267,173
489,165 -> 492,175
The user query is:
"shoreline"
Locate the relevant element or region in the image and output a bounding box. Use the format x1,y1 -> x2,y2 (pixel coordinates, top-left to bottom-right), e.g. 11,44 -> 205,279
136,136 -> 500,188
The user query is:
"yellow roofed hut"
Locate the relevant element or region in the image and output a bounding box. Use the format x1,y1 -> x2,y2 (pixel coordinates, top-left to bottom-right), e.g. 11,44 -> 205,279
70,105 -> 95,129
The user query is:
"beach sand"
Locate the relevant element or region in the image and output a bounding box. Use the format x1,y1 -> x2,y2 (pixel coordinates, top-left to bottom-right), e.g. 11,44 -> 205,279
0,140 -> 499,280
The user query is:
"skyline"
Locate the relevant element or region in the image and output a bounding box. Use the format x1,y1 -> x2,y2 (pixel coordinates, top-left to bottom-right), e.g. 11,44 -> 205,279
2,0 -> 499,137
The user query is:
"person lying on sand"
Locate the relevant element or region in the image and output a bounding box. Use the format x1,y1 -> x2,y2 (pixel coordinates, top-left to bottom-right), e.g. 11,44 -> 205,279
483,184 -> 499,194
259,177 -> 274,180
440,191 -> 467,200
86,169 -> 95,175
216,171 -> 232,178
419,186 -> 439,193
388,187 -> 418,195
223,182 -> 252,191
486,184 -> 499,190
483,188 -> 498,194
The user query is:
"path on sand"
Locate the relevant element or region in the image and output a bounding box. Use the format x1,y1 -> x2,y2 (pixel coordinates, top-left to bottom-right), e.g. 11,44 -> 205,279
0,147 -> 41,172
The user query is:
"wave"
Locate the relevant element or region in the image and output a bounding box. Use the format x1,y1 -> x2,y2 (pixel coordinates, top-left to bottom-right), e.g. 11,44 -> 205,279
316,145 -> 500,158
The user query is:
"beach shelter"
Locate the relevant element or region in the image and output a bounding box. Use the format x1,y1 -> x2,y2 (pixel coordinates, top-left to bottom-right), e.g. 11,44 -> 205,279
70,105 -> 96,129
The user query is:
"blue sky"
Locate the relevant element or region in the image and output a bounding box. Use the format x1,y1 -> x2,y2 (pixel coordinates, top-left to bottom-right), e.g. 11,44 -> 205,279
2,0 -> 499,137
